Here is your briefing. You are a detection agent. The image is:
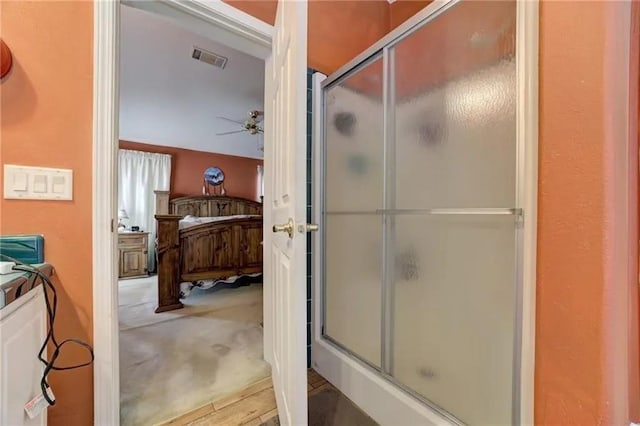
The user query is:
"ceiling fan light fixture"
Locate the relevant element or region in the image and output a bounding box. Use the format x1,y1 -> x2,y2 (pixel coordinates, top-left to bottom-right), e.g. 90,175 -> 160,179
216,110 -> 265,137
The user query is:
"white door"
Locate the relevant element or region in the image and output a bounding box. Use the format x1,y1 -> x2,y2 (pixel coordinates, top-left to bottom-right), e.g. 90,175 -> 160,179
262,1 -> 309,425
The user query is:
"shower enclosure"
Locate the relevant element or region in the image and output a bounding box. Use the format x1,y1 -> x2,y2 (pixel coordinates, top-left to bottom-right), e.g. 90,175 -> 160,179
312,0 -> 537,425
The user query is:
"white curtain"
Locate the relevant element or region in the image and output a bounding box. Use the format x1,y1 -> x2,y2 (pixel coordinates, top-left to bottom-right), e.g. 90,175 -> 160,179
257,164 -> 264,201
118,149 -> 171,272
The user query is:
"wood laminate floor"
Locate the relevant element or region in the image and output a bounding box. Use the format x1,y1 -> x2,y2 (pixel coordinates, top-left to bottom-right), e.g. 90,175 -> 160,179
161,369 -> 336,426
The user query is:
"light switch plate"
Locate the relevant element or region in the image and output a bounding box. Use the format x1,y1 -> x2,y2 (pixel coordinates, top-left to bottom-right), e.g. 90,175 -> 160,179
3,165 -> 73,200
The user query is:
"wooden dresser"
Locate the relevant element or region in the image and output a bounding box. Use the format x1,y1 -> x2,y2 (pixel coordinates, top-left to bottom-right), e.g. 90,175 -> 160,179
118,232 -> 149,279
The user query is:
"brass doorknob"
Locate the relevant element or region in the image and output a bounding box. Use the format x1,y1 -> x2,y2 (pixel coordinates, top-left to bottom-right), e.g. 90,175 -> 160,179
298,223 -> 319,233
272,218 -> 294,239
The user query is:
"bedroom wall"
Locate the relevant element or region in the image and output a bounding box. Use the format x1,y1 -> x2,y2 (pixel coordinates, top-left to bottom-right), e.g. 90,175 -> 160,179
119,140 -> 263,200
0,2 -> 94,425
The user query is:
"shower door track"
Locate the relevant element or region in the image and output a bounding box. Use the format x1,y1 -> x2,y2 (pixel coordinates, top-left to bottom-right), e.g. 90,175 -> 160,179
324,208 -> 523,216
321,334 -> 466,425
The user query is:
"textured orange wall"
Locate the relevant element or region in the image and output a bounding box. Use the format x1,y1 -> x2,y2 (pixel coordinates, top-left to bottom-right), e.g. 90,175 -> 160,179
224,0 -> 276,26
389,0 -> 431,29
632,1 -> 640,420
0,2 -> 94,425
119,141 -> 263,200
537,1 -> 638,424
223,0 -> 389,75
307,1 -> 388,74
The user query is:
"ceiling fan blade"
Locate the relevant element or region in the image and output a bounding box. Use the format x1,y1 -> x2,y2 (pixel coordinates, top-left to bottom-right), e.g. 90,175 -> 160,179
216,130 -> 246,136
217,117 -> 245,125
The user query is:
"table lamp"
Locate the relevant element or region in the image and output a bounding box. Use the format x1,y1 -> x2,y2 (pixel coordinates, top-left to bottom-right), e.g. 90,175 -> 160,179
118,209 -> 129,231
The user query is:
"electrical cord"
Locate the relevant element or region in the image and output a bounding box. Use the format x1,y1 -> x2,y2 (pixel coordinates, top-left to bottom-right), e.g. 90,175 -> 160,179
0,254 -> 94,405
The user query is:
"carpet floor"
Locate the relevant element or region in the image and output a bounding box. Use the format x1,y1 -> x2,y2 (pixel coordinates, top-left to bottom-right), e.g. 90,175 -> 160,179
119,276 -> 270,426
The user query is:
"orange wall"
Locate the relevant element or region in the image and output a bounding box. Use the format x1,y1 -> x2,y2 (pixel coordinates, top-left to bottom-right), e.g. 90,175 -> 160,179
223,0 -> 389,75
307,1 -> 388,74
389,0 -> 431,30
537,1 -> 639,424
119,140 -> 263,200
224,0 -> 276,26
632,1 -> 640,419
0,2 -> 94,426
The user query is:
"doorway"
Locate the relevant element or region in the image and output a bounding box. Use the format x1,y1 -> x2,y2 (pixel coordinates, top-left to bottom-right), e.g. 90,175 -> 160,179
93,2 -> 274,424
117,4 -> 269,424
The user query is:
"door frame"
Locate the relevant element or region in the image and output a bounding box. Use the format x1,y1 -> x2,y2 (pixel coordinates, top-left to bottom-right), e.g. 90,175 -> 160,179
92,2 -> 273,424
312,0 -> 539,424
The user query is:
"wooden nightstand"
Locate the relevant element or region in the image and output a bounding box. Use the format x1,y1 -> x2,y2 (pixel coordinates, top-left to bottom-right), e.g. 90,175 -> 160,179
118,232 -> 149,279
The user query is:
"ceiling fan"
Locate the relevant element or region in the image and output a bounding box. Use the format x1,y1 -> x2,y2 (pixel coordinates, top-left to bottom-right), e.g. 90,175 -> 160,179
216,110 -> 264,136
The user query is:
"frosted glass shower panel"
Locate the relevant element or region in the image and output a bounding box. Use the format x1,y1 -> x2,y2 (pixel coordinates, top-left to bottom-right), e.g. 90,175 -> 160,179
325,56 -> 384,212
392,1 -> 517,209
391,214 -> 516,424
321,1 -> 522,423
324,215 -> 382,367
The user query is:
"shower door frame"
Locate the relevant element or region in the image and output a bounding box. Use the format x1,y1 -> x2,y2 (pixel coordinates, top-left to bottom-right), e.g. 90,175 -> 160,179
311,0 -> 539,424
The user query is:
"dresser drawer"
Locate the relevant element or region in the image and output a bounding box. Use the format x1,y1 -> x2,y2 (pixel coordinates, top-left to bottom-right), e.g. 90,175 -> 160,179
118,234 -> 147,247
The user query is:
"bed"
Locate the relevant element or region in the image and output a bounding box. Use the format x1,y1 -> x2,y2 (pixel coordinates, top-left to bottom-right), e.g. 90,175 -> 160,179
153,191 -> 263,313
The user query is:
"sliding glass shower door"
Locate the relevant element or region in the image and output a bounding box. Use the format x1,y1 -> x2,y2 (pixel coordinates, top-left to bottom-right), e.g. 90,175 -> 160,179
323,56 -> 384,368
321,1 -> 520,424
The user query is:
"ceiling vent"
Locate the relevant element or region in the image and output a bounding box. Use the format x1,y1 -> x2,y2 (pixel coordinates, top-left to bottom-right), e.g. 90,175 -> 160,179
192,47 -> 228,69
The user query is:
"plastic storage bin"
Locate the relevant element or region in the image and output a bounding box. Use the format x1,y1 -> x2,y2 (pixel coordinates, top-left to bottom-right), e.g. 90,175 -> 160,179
0,235 -> 45,264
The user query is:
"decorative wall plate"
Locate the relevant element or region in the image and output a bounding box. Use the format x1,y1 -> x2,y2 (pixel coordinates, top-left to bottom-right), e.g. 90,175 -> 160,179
203,167 -> 226,195
0,39 -> 13,79
204,167 -> 225,186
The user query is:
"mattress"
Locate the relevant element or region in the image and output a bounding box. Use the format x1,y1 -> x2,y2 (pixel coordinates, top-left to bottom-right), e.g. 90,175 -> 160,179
178,215 -> 261,230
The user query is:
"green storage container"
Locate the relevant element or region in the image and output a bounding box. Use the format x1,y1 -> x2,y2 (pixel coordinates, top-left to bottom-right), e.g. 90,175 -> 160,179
0,235 -> 45,264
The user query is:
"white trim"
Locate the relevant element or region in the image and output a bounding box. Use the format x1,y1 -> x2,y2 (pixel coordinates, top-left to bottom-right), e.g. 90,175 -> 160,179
92,2 -> 273,425
517,1 -> 538,424
121,0 -> 272,60
92,1 -> 120,424
314,341 -> 450,425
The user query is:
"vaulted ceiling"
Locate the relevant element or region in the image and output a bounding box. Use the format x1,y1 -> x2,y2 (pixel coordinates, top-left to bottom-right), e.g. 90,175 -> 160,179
119,5 -> 265,159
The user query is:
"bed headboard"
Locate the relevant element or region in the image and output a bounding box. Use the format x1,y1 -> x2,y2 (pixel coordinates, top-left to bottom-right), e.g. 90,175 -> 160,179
154,190 -> 262,217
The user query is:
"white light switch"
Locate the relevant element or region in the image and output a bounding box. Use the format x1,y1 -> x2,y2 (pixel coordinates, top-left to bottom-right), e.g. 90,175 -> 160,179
52,176 -> 65,194
12,173 -> 28,192
33,175 -> 47,193
4,165 -> 73,200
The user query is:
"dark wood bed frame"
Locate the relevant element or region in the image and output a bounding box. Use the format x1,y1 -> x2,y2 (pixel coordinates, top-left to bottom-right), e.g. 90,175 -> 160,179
154,191 -> 263,313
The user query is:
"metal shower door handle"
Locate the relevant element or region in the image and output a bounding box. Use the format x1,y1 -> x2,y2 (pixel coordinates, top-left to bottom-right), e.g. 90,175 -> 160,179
298,223 -> 319,233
